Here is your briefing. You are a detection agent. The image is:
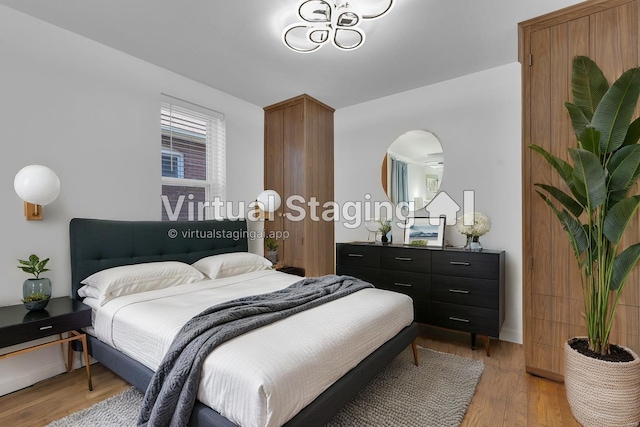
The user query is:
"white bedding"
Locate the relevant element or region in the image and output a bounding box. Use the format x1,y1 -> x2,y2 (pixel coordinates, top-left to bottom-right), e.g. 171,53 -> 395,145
91,270 -> 414,427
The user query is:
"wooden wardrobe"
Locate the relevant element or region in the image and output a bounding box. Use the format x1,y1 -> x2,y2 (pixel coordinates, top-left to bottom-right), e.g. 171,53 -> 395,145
520,0 -> 640,380
264,94 -> 335,277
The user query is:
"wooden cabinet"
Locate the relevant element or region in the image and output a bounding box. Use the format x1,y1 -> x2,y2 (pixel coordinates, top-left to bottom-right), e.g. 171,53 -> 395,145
519,0 -> 640,380
264,94 -> 335,277
336,243 -> 505,353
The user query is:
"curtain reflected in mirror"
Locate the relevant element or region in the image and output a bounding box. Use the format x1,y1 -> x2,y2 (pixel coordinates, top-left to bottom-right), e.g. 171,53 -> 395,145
381,130 -> 443,211
391,158 -> 408,204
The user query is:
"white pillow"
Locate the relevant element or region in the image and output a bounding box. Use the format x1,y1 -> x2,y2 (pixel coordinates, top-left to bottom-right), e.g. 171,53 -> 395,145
193,252 -> 272,279
80,261 -> 204,305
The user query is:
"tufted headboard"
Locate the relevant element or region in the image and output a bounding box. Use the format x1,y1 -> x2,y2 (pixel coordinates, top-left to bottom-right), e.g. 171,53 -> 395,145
69,218 -> 249,299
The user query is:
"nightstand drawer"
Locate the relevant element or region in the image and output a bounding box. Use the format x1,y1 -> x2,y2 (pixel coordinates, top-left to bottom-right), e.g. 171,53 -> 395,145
0,298 -> 91,348
431,302 -> 499,337
379,270 -> 430,300
432,251 -> 499,279
380,247 -> 430,273
431,275 -> 499,309
336,244 -> 380,269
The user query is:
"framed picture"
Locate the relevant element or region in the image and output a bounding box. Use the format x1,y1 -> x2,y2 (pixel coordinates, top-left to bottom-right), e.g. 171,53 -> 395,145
426,175 -> 439,193
404,216 -> 445,248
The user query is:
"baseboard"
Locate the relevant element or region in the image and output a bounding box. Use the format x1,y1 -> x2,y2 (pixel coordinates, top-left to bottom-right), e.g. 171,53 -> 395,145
499,327 -> 522,344
0,358 -> 65,396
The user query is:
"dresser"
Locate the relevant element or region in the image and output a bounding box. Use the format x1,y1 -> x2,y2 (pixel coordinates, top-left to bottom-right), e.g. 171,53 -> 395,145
336,242 -> 505,355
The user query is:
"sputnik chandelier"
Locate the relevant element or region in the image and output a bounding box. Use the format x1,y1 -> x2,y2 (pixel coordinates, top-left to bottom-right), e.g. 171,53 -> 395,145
282,0 -> 394,53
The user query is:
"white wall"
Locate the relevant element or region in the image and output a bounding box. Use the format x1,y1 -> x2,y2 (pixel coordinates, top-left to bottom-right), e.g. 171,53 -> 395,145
335,63 -> 523,344
0,5 -> 263,395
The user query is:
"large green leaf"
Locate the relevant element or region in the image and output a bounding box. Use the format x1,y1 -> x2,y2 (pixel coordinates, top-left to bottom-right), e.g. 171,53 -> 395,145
534,183 -> 583,217
593,66 -> 640,153
565,102 -> 590,139
603,196 -> 640,244
529,145 -> 587,205
578,127 -> 601,156
536,191 -> 588,258
608,145 -> 640,191
611,243 -> 640,291
571,56 -> 609,121
622,117 -> 640,147
570,148 -> 606,208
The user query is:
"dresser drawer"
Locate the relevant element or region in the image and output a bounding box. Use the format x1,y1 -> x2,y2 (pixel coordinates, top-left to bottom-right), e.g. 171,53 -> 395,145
380,247 -> 430,273
336,244 -> 380,269
432,251 -> 500,279
337,265 -> 380,287
431,302 -> 499,337
431,275 -> 499,309
379,270 -> 430,300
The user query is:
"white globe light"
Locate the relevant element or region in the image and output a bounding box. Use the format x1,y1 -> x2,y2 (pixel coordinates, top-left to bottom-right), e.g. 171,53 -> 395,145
257,190 -> 282,213
14,165 -> 61,206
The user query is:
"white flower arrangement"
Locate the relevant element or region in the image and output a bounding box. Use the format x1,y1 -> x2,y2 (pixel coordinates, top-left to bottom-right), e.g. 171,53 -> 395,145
456,212 -> 491,237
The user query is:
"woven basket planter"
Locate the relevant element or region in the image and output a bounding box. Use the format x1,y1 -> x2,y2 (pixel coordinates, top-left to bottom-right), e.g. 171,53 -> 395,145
564,338 -> 640,427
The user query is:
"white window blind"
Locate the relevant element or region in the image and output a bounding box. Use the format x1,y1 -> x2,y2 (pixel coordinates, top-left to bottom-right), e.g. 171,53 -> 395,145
161,96 -> 226,221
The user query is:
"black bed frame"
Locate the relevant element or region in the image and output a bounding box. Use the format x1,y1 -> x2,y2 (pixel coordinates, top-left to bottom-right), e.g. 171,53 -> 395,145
69,218 -> 418,427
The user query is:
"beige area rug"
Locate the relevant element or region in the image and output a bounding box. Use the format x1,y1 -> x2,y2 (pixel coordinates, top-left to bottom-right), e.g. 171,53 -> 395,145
47,346 -> 483,427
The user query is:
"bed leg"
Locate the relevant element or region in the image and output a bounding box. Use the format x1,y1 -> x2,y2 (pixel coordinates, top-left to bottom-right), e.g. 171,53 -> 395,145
411,340 -> 419,366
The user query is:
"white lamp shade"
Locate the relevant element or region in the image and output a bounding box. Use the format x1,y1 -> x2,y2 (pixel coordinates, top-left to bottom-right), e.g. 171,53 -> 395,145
257,190 -> 282,213
14,165 -> 61,206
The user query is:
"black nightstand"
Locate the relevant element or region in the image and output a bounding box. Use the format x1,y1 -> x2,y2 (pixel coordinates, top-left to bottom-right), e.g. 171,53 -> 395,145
276,266 -> 306,277
0,296 -> 93,390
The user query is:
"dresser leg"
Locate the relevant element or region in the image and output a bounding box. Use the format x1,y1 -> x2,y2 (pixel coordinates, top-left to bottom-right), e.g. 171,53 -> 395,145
411,341 -> 419,366
471,333 -> 476,350
484,336 -> 491,357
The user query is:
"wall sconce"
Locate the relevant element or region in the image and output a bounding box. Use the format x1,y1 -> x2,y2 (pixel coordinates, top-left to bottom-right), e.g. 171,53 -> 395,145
256,190 -> 282,220
14,165 -> 61,220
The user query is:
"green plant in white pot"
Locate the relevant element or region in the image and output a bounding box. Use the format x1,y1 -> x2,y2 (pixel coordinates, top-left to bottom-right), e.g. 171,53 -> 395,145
18,254 -> 52,311
531,56 -> 640,426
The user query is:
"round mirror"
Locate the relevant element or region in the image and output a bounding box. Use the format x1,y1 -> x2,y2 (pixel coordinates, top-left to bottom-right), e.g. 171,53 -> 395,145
381,130 -> 443,210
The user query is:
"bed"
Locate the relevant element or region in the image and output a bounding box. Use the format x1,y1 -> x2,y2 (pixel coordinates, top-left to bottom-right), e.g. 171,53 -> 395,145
69,218 -> 419,427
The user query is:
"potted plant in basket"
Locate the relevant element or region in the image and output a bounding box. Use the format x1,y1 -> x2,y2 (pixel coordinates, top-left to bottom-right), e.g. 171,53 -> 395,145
531,56 -> 640,426
265,238 -> 279,264
18,254 -> 52,311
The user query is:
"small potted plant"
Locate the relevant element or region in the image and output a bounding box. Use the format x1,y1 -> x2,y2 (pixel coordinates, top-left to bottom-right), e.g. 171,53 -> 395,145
18,254 -> 52,311
377,219 -> 392,243
265,238 -> 279,264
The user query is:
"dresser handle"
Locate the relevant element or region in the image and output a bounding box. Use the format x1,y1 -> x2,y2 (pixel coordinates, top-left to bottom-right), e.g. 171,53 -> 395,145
393,282 -> 412,287
449,261 -> 470,266
395,257 -> 413,261
448,316 -> 470,323
39,325 -> 53,330
448,289 -> 470,294
348,253 -> 364,258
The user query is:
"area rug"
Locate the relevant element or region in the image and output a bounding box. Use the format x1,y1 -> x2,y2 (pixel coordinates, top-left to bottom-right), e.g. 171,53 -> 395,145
46,347 -> 483,427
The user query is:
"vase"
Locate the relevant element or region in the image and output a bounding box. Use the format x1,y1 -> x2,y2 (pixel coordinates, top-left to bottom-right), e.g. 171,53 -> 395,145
266,250 -> 278,264
564,338 -> 640,426
464,235 -> 482,251
22,278 -> 51,310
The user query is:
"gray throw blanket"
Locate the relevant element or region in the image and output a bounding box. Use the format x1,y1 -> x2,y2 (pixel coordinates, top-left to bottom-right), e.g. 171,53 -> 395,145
137,274 -> 373,427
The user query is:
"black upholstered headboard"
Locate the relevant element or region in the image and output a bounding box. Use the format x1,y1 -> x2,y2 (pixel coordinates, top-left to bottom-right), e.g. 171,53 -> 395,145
69,218 -> 249,299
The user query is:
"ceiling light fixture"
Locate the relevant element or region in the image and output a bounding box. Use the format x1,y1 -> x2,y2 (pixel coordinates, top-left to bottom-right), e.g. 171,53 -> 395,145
282,0 -> 394,53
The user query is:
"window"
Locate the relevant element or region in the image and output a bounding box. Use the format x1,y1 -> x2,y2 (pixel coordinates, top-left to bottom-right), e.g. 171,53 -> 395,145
161,96 -> 225,221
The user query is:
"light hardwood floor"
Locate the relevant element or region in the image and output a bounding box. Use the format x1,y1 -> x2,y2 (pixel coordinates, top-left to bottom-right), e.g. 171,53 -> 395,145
0,325 -> 580,427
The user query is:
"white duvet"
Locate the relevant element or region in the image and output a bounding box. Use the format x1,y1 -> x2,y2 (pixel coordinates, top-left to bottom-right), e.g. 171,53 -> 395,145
90,270 -> 414,427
